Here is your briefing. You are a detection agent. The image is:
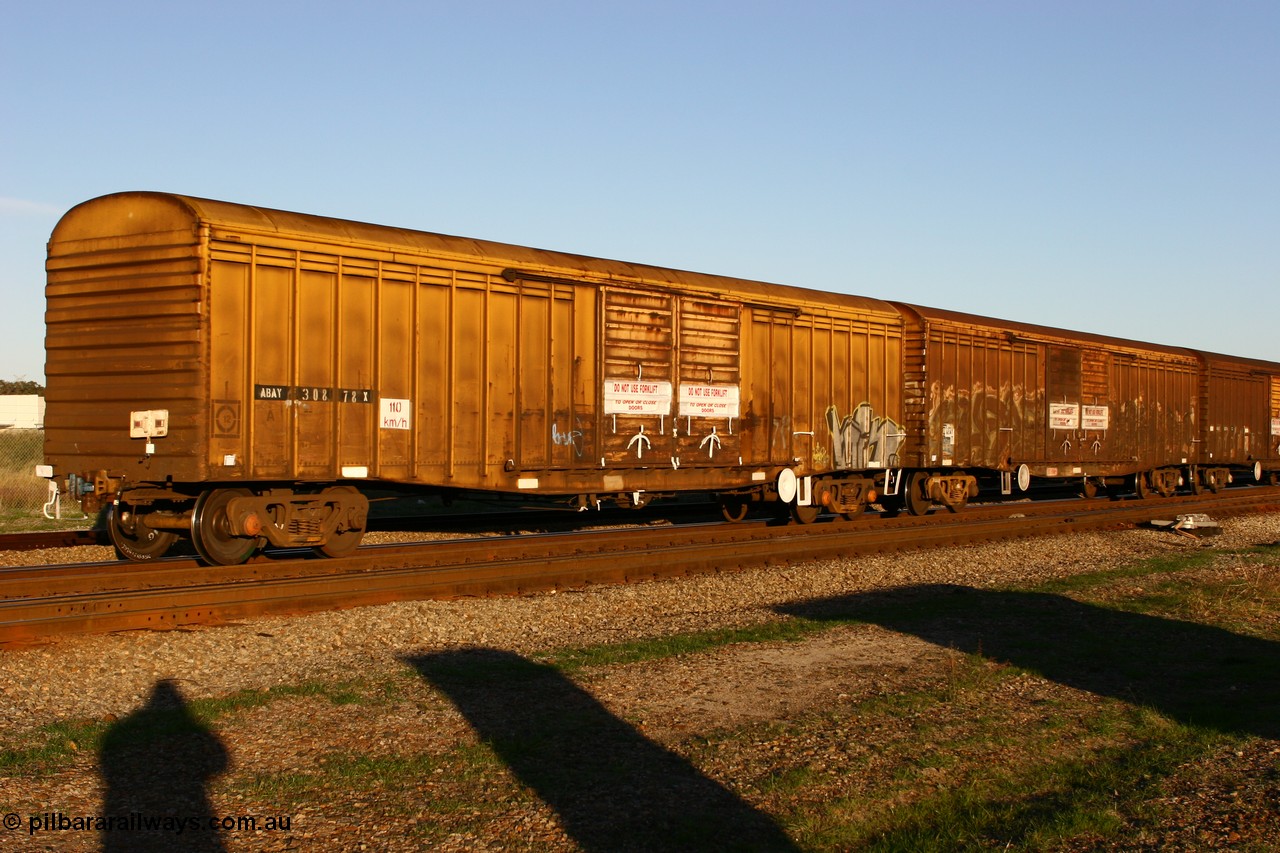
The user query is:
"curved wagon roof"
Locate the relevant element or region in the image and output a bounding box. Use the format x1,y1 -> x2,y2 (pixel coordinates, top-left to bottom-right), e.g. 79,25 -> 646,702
893,301 -> 1202,362
51,191 -> 902,321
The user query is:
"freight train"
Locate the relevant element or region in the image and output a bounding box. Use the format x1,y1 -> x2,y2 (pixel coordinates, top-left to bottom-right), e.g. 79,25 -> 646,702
39,192 -> 1280,565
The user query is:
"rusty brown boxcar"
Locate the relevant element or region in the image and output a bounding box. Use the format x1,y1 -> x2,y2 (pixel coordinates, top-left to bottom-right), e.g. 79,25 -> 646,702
892,304 -> 1206,509
1196,352 -> 1280,489
42,192 -> 905,563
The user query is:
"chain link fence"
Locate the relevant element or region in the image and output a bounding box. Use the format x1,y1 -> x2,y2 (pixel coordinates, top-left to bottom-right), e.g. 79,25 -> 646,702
0,428 -> 89,530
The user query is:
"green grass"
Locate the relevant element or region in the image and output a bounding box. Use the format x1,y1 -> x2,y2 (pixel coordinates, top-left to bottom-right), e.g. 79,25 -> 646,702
1035,549 -> 1219,594
1039,546 -> 1280,639
805,708 -> 1211,852
0,718 -> 109,774
0,678 -> 378,774
230,742 -> 512,845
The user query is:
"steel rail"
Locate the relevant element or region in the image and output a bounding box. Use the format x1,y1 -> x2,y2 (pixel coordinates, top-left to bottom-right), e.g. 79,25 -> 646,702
0,529 -> 104,552
2,489 -> 1278,645
0,505 -> 653,555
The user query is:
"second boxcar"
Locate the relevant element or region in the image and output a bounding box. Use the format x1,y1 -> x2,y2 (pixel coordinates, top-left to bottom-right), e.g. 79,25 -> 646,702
892,303 -> 1201,510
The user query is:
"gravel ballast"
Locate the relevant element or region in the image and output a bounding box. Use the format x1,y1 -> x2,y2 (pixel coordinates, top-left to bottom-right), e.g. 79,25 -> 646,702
3,514 -> 1278,731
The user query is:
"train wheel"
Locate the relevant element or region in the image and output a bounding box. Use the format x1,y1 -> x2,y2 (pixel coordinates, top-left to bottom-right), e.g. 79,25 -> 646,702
316,486 -> 366,558
318,528 -> 362,558
719,495 -> 751,523
904,472 -> 933,516
191,488 -> 261,566
791,503 -> 821,524
1134,472 -> 1150,500
106,504 -> 177,561
1082,478 -> 1100,500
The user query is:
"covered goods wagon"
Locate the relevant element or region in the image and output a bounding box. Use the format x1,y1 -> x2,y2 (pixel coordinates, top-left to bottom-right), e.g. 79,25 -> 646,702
42,192 -> 904,562
1195,352 -> 1280,489
893,303 -> 1202,508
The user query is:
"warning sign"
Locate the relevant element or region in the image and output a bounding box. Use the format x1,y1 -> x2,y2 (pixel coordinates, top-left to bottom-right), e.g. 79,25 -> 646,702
678,384 -> 740,418
1081,405 -> 1109,430
603,381 -> 672,415
1049,403 -> 1079,430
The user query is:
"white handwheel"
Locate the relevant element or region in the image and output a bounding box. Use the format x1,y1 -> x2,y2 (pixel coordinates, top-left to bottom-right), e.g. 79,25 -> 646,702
776,468 -> 798,503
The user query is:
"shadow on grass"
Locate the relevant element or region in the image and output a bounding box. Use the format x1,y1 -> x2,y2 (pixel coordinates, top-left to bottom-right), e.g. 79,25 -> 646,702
406,648 -> 799,853
778,584 -> 1280,740
99,679 -> 228,851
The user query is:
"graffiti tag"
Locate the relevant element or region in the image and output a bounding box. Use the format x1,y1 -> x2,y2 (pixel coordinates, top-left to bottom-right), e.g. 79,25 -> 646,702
826,403 -> 904,469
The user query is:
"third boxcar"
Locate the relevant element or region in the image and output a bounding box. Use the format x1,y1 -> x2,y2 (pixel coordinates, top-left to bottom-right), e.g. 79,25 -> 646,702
1195,351 -> 1280,488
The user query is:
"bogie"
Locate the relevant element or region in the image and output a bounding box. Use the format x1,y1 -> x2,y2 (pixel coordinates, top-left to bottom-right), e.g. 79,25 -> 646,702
102,486 -> 370,565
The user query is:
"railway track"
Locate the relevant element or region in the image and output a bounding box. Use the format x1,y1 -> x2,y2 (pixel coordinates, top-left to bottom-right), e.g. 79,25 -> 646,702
0,528 -> 105,552
3,489 -> 1279,645
0,505 -> 672,555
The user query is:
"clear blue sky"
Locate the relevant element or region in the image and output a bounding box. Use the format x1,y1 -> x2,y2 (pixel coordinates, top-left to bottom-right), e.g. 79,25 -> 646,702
3,1 -> 1276,383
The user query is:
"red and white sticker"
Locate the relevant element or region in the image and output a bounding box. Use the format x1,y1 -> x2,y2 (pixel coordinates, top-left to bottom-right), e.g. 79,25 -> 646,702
380,398 -> 412,430
1081,405 -> 1109,430
603,381 -> 672,415
678,384 -> 740,418
1049,403 -> 1079,430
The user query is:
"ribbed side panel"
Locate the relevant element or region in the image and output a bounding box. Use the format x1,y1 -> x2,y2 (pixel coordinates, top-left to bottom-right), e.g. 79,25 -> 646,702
1197,366 -> 1212,464
602,287 -> 674,382
1202,363 -> 1266,465
899,317 -> 928,468
1272,378 -> 1280,449
678,297 -> 740,385
1082,349 -> 1109,401
44,238 -> 206,481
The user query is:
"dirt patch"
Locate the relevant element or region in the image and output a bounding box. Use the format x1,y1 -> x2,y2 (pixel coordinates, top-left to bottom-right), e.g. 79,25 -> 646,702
584,624 -> 952,736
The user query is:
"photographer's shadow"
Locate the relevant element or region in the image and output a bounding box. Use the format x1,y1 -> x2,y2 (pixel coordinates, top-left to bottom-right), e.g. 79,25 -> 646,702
779,584 -> 1280,740
407,648 -> 799,852
99,679 -> 228,852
